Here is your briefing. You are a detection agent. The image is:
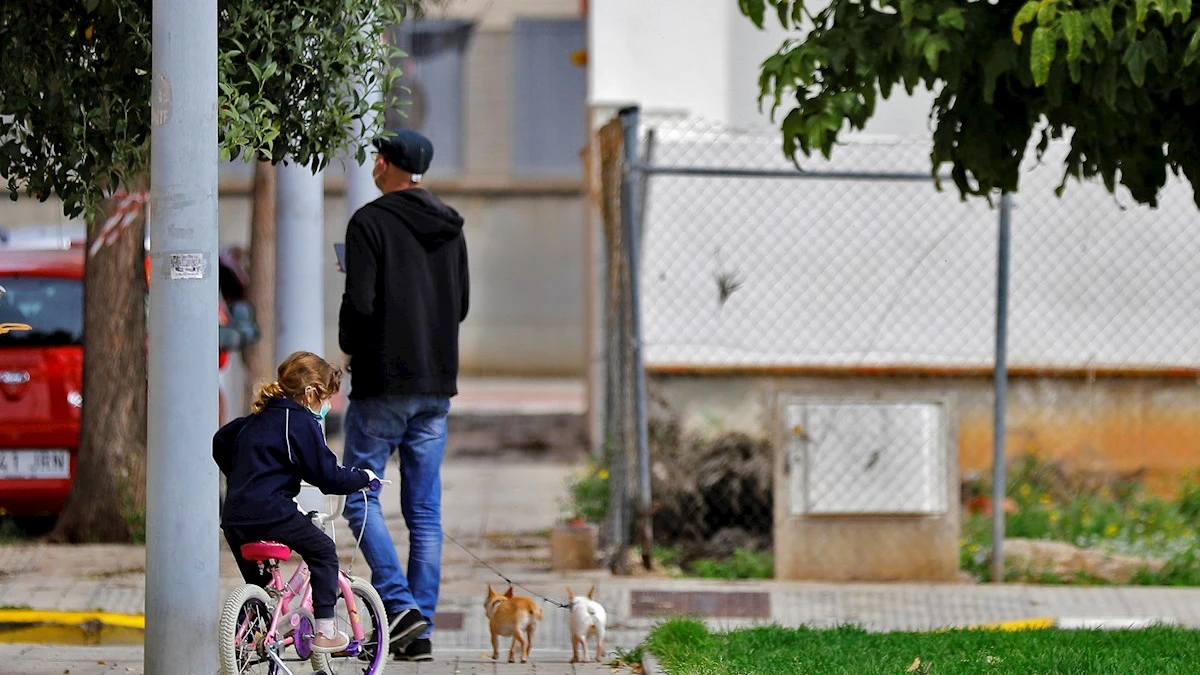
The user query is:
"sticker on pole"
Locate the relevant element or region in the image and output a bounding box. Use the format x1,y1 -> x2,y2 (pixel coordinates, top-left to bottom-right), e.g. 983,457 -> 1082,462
169,253 -> 206,280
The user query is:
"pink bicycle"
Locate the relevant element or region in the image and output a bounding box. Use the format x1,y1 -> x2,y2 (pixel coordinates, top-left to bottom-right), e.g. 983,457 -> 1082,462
217,489 -> 389,675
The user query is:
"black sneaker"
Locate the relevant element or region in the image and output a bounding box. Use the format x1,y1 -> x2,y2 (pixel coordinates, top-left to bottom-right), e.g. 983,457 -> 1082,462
388,609 -> 428,654
393,637 -> 433,662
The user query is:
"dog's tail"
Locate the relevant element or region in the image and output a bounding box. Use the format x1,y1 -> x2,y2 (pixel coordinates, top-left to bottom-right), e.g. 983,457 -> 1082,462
534,605 -> 544,621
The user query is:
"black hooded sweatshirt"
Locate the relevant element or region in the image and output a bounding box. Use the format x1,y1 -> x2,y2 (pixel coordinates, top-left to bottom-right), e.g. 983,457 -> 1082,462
338,188 -> 469,398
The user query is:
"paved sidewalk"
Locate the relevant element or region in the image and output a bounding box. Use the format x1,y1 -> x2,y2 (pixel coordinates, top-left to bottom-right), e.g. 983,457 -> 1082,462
10,452 -> 1200,670
0,645 -> 621,675
451,377 -> 586,415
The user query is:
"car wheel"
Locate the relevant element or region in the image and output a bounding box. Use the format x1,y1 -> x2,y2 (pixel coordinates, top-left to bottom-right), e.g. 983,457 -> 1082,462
12,515 -> 57,537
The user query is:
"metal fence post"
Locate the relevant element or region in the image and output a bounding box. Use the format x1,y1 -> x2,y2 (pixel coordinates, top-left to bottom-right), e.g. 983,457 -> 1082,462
619,106 -> 654,569
145,0 -> 219,671
991,192 -> 1013,584
637,127 -> 657,248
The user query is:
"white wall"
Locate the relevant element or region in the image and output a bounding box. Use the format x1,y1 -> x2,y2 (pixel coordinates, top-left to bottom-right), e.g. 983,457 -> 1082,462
1,184 -> 587,378
436,0 -> 581,29
725,7 -> 794,128
590,0 -> 936,136
589,0 -> 730,119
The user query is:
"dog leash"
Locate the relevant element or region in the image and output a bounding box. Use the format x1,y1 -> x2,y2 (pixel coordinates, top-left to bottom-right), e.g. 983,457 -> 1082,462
442,530 -> 571,610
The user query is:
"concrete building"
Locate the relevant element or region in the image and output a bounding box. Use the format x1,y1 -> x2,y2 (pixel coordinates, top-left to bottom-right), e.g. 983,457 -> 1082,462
1,0 -> 591,381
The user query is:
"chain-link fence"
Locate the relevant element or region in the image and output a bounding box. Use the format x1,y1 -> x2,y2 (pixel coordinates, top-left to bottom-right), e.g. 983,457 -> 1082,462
597,108 -> 1200,584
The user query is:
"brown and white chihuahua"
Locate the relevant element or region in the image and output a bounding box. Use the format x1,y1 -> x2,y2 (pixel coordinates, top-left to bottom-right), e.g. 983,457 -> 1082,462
484,584 -> 543,663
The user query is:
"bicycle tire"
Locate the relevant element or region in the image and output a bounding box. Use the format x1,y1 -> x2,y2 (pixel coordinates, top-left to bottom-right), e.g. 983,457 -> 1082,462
310,576 -> 390,674
218,584 -> 276,675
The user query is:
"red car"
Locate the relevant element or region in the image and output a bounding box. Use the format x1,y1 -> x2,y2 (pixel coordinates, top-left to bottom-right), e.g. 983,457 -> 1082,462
0,249 -> 83,532
0,246 -> 258,533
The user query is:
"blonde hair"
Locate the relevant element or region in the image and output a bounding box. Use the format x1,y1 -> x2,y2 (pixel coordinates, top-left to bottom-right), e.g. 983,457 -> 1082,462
251,351 -> 343,414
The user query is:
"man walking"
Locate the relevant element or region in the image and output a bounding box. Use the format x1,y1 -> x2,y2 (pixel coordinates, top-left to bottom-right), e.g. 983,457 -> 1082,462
339,128 -> 469,662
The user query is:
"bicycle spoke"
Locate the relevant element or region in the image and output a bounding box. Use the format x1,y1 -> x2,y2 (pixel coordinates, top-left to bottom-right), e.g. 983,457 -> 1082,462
235,602 -> 272,674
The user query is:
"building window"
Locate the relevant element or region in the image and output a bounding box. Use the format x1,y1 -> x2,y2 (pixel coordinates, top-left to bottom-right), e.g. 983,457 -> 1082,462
387,19 -> 475,176
511,18 -> 586,177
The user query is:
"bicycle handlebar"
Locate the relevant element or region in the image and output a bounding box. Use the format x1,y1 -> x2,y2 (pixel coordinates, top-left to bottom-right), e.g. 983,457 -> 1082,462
303,479 -> 392,526
317,494 -> 346,523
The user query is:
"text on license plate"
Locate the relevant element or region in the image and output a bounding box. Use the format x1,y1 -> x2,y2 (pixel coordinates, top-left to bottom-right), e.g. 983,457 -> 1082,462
0,450 -> 71,479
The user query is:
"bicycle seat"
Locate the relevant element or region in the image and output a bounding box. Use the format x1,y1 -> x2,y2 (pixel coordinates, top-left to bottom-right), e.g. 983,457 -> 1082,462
240,541 -> 292,563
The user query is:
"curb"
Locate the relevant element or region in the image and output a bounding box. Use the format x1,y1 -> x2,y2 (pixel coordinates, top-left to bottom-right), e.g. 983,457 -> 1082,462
642,652 -> 666,675
966,616 -> 1056,631
0,609 -> 145,630
957,616 -> 1174,632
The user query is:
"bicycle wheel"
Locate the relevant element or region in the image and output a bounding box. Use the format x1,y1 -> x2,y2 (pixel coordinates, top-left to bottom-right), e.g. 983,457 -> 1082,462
218,584 -> 277,675
310,576 -> 390,675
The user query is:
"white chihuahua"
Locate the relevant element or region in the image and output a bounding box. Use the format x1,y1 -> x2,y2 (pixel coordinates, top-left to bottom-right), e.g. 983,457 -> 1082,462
567,585 -> 607,663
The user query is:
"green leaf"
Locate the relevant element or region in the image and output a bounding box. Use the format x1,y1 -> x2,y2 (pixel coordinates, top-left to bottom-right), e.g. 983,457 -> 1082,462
1030,26 -> 1057,86
937,8 -> 966,30
1144,28 -> 1169,71
1068,56 -> 1083,83
981,43 -> 1014,103
738,0 -> 766,28
1185,24 -> 1200,66
83,0 -> 100,12
1124,41 -> 1149,86
1037,1 -> 1059,26
924,35 -> 951,71
1136,0 -> 1151,23
1090,5 -> 1115,40
1061,12 -> 1087,62
1013,1 -> 1040,44
774,0 -> 795,28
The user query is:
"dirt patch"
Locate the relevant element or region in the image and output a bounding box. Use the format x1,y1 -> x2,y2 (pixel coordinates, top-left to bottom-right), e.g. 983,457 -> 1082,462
648,419 -> 773,567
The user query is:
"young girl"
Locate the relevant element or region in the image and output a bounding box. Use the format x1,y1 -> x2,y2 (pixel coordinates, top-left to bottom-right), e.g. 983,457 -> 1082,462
213,350 -> 378,652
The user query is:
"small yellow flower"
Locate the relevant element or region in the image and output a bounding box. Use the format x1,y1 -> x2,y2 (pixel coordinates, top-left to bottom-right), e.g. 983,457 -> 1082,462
1104,523 -> 1119,538
1048,511 -> 1060,524
598,469 -> 610,480
1019,484 -> 1033,498
1038,494 -> 1051,505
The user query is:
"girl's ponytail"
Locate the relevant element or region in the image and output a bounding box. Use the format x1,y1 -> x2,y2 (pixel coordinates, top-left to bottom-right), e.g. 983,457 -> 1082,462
251,381 -> 285,414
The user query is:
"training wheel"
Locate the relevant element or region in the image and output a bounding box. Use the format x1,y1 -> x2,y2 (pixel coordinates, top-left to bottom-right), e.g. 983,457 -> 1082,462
291,610 -> 317,660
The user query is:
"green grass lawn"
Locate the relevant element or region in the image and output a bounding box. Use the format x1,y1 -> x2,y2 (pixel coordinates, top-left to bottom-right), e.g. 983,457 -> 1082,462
644,619 -> 1200,674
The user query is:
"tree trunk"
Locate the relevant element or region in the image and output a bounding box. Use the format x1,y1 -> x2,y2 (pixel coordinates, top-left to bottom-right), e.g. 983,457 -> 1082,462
49,187 -> 149,543
242,158 -> 277,400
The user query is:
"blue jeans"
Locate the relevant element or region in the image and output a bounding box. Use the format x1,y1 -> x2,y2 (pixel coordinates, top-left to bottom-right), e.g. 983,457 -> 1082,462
342,394 -> 450,639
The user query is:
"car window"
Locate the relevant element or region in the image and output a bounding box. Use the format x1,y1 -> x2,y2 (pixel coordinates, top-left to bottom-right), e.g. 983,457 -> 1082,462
0,276 -> 83,347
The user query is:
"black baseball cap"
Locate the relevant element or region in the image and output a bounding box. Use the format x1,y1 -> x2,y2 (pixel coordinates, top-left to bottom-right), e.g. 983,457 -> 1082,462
372,129 -> 434,179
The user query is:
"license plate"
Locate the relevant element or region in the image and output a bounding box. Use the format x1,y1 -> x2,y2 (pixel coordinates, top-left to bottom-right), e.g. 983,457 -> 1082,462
0,449 -> 71,479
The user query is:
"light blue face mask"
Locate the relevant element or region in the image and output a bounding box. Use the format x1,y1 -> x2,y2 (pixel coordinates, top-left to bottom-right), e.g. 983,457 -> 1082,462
314,400 -> 332,420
